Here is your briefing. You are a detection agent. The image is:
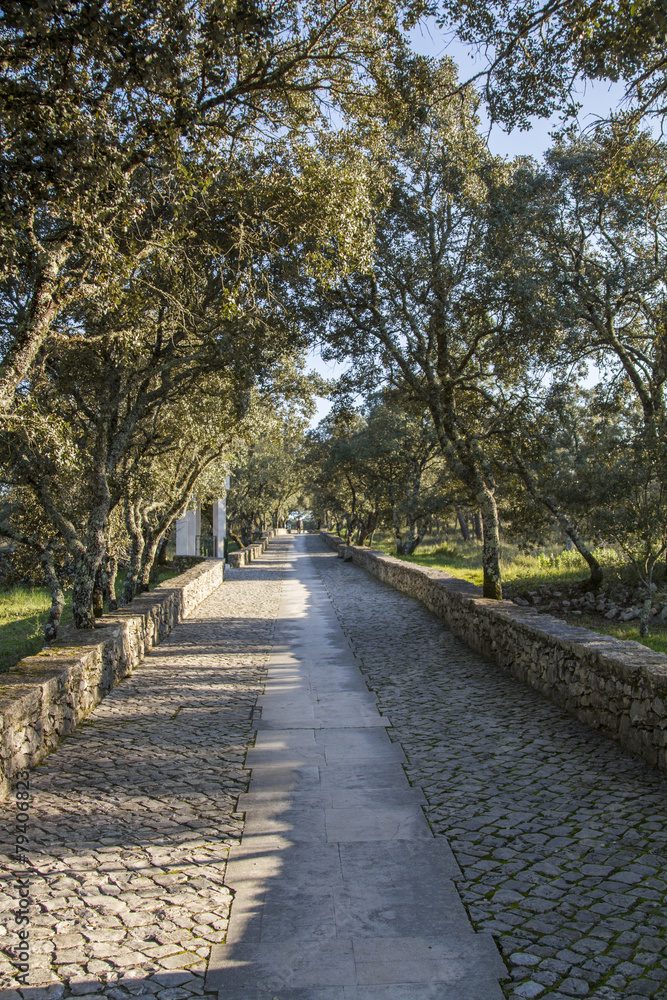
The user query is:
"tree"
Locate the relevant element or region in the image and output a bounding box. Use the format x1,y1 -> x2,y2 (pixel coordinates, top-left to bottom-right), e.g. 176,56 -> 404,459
226,406 -> 312,544
314,62 -> 551,597
596,463 -> 667,638
306,397 -> 455,551
582,395 -> 667,635
494,383 -> 607,589
1,212 -> 306,629
497,128 -> 667,496
366,400 -> 447,554
0,0 -> 418,413
436,0 -> 667,130
0,489 -> 69,640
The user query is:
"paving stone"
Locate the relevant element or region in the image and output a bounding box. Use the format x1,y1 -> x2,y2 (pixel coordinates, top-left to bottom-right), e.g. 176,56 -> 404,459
307,535 -> 667,1000
0,546 -> 286,994
513,983 -> 545,998
4,533 -> 667,999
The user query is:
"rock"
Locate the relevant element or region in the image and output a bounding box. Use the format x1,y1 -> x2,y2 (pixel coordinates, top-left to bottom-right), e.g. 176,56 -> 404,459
514,982 -> 545,999
511,953 -> 541,967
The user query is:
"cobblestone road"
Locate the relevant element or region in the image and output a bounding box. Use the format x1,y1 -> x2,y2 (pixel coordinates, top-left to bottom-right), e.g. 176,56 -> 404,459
308,537 -> 667,1000
3,536 -> 667,1000
0,542 -> 288,997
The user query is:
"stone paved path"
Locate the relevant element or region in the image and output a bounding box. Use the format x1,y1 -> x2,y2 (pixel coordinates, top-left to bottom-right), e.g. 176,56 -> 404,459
3,534 -> 667,1000
206,534 -> 504,999
0,542 -> 288,996
307,535 -> 667,1000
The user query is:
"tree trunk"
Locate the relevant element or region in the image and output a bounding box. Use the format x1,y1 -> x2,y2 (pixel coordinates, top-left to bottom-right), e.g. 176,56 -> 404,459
0,244 -> 69,414
107,554 -> 119,611
392,504 -> 405,554
121,500 -> 143,604
546,508 -> 603,588
357,511 -> 378,547
138,532 -> 162,592
71,498 -> 108,629
72,550 -> 100,629
511,451 -> 603,589
473,512 -> 483,541
40,545 -> 65,642
151,536 -> 167,583
639,559 -> 660,638
158,530 -> 170,565
92,565 -> 104,617
456,508 -> 470,541
479,490 -> 502,600
402,520 -> 423,555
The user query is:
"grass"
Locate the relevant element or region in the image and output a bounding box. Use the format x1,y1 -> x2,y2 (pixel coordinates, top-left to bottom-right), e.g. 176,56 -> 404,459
561,614 -> 667,656
0,567 -> 178,674
365,529 -> 667,653
370,531 -> 625,590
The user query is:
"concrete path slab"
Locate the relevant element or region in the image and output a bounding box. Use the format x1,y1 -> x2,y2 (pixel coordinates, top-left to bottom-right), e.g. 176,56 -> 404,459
207,536 -> 504,998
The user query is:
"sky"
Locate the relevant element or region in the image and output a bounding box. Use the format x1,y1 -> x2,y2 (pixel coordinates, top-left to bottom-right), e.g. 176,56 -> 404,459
307,17 -> 629,426
409,18 -> 629,161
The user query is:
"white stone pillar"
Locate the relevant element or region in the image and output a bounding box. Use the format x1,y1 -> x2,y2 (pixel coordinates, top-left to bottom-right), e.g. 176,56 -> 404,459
212,498 -> 226,559
191,504 -> 200,555
175,512 -> 189,555
175,508 -> 198,556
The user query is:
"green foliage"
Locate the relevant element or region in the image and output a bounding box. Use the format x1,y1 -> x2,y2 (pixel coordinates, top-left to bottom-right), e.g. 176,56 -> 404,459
3,1 -> 667,640
372,531 -> 619,588
226,404 -> 312,542
0,0 -> 415,411
0,568 -> 178,673
0,587 -> 73,673
437,0 -> 667,129
306,397 -> 456,549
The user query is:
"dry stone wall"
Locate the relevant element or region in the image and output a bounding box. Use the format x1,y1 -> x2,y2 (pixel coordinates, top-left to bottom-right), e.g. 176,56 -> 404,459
0,559 -> 224,800
227,528 -> 282,568
320,530 -> 667,773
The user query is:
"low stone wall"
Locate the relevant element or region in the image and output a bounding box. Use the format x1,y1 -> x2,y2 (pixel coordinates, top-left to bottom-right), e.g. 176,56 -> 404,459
319,530 -> 667,772
0,559 -> 224,800
227,530 -> 279,568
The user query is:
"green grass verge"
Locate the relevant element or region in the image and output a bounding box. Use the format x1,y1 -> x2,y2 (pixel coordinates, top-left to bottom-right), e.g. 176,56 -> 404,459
0,568 -> 178,674
370,532 -> 625,590
366,530 -> 666,653
562,614 -> 667,656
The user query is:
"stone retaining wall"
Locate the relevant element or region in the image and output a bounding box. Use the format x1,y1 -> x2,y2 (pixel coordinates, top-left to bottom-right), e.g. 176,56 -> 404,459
0,559 -> 225,800
320,530 -> 667,772
227,529 -> 280,568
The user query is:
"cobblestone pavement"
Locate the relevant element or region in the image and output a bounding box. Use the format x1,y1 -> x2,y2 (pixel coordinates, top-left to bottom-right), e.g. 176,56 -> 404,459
308,536 -> 667,1000
0,542 -> 288,998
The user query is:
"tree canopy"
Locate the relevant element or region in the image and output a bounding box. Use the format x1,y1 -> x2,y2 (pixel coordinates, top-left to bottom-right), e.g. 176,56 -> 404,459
4,0 -> 667,640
